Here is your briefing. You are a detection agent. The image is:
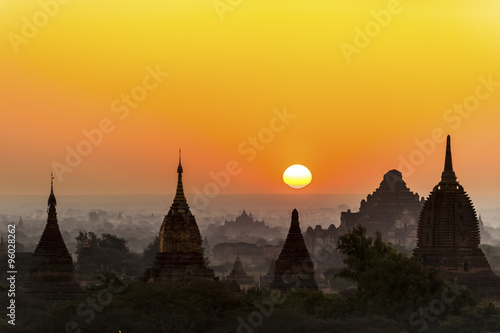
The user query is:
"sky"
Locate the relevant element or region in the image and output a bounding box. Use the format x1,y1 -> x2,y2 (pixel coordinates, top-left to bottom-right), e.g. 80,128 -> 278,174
1,0 -> 500,200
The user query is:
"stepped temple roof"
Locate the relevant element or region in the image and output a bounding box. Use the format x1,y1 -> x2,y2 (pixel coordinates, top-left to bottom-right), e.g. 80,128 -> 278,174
338,168 -> 423,247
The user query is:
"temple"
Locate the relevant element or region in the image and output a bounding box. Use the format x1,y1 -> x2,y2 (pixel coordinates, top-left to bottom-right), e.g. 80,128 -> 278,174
23,175 -> 81,300
270,209 -> 318,292
225,254 -> 256,290
146,151 -> 216,282
413,136 -> 500,297
223,210 -> 269,233
339,169 -> 423,247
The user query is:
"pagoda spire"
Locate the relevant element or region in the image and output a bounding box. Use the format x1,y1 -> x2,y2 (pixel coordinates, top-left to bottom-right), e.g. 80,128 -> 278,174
48,173 -> 57,208
291,208 -> 299,227
441,135 -> 457,183
270,209 -> 318,292
172,149 -> 188,207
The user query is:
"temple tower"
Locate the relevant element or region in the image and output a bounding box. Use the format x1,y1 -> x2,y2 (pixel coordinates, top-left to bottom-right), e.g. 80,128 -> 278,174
339,169 -> 423,246
270,209 -> 318,292
146,151 -> 215,282
226,254 -> 256,290
413,136 -> 500,296
24,174 -> 81,300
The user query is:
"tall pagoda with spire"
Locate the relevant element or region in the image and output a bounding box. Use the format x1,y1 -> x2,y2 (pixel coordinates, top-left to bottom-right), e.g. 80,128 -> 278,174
146,151 -> 215,282
413,136 -> 500,296
270,209 -> 318,292
24,174 -> 81,300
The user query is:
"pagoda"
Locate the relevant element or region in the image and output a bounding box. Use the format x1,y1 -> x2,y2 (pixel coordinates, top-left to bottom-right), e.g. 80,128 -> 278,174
270,209 -> 318,292
24,175 -> 81,300
146,151 -> 215,282
413,136 -> 500,296
226,254 -> 256,290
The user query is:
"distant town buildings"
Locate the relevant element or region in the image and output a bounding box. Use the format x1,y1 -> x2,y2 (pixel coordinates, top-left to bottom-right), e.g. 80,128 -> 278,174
145,151 -> 216,282
413,136 -> 500,297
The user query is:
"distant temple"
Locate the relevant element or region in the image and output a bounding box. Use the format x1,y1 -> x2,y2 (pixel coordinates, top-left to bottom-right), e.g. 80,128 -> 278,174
270,209 -> 318,292
23,175 -> 81,300
17,216 -> 26,231
205,210 -> 283,245
223,210 -> 269,233
225,254 -> 256,290
413,136 -> 500,297
339,169 -> 424,247
146,151 -> 215,282
305,224 -> 339,261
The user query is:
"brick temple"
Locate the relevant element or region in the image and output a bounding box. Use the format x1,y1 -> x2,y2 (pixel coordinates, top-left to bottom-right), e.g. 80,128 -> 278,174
225,254 -> 256,290
270,209 -> 318,292
146,151 -> 215,282
23,175 -> 81,300
339,169 -> 424,247
413,136 -> 500,297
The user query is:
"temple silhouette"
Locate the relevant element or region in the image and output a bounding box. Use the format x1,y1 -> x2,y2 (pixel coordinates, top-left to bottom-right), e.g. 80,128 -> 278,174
338,169 -> 423,247
222,210 -> 269,233
270,209 -> 318,292
224,254 -> 256,290
23,175 -> 81,300
413,136 -> 500,296
145,151 -> 216,282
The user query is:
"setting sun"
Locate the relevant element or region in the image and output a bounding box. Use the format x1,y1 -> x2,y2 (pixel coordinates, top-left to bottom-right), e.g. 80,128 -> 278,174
283,164 -> 312,189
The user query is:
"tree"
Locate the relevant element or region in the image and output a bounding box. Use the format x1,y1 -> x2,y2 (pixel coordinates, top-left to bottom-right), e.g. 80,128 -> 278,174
98,232 -> 129,253
143,236 -> 159,265
335,224 -> 477,331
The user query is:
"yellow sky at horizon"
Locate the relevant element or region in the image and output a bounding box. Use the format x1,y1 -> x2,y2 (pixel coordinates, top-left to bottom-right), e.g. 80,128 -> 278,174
1,0 -> 500,199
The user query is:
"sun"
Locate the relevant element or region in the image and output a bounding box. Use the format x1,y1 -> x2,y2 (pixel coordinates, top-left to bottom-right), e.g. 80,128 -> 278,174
283,165 -> 312,189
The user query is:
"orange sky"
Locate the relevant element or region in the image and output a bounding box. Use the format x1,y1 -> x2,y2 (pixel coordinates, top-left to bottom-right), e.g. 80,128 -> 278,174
1,0 -> 500,199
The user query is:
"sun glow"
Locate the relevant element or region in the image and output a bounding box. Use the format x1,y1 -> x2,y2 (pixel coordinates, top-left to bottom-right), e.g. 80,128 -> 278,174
283,165 -> 312,189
